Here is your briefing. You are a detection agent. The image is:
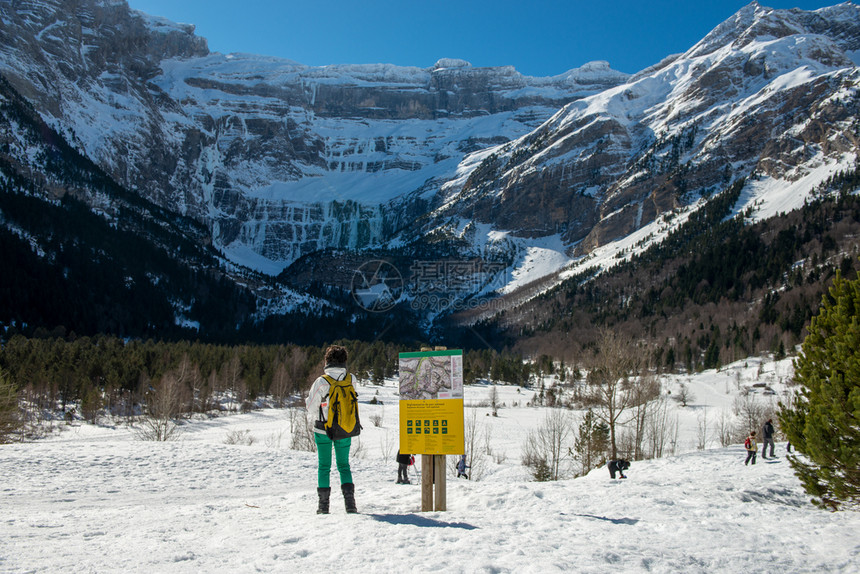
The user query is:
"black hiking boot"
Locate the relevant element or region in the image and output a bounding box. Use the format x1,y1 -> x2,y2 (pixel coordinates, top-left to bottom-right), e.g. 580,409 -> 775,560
317,487 -> 331,514
342,483 -> 358,514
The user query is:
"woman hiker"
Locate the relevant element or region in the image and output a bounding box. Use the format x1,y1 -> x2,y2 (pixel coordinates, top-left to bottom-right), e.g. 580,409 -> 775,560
307,345 -> 359,514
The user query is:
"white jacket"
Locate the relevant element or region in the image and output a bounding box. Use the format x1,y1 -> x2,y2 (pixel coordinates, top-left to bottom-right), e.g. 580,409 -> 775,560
306,366 -> 348,435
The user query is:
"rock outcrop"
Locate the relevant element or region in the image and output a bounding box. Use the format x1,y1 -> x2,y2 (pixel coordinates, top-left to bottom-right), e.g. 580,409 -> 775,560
436,2 -> 860,254
0,0 -> 628,274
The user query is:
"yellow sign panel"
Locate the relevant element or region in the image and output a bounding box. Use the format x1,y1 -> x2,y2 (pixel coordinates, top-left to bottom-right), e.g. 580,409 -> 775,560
400,399 -> 464,455
399,350 -> 465,455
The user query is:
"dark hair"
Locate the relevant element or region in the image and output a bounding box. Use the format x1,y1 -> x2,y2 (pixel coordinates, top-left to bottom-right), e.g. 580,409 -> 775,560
325,345 -> 348,367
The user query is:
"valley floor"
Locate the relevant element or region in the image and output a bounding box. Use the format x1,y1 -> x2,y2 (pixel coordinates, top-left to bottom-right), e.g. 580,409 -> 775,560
1,392 -> 858,573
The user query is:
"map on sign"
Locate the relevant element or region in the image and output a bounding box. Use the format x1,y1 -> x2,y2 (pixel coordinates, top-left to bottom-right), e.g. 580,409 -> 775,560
399,351 -> 463,400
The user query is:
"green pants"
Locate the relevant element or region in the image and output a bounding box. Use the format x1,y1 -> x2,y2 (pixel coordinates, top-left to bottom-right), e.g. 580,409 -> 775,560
314,433 -> 352,488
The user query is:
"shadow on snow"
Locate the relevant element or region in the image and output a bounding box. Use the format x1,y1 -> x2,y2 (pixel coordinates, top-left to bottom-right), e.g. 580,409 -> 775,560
369,513 -> 479,530
565,513 -> 639,525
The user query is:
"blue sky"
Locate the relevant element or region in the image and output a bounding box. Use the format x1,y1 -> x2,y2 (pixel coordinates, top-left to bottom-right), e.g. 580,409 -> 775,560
127,1 -> 840,76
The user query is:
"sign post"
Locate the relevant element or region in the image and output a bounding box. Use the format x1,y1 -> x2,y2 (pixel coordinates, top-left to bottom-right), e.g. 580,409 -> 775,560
399,349 -> 464,512
421,455 -> 434,511
434,454 -> 447,511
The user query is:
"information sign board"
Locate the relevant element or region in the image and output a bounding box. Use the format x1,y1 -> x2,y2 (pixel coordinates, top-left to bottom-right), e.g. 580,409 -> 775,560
398,350 -> 465,455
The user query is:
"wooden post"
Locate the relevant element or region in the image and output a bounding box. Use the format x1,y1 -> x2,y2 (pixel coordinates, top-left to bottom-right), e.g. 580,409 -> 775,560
434,455 -> 446,511
421,454 -> 434,511
414,346 -> 451,512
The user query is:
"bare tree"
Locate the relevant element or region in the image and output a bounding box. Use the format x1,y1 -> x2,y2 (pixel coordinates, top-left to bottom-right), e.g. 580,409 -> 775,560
369,405 -> 384,427
379,429 -> 396,463
198,370 -> 218,413
351,436 -> 365,460
646,395 -> 678,459
483,423 -> 494,457
173,353 -> 199,416
289,407 -> 316,452
696,407 -> 709,450
521,408 -> 575,481
20,380 -> 55,439
287,347 -> 309,394
80,386 -> 103,425
222,352 -> 244,412
714,407 -> 737,447
224,429 -> 255,445
586,330 -> 642,460
271,360 -> 290,408
675,382 -> 694,407
489,385 -> 499,416
264,429 -> 286,449
627,374 -> 662,460
461,408 -> 487,481
733,392 -> 766,436
136,372 -> 183,441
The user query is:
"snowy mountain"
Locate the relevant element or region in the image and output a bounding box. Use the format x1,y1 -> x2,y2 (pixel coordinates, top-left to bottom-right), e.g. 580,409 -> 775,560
2,0 -> 860,341
2,357 -> 859,573
0,0 -> 627,276
436,2 -> 860,258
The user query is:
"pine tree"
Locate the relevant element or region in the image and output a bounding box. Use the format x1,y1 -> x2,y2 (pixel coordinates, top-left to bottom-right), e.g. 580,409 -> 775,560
574,409 -> 609,476
532,458 -> 552,482
0,368 -> 22,443
779,270 -> 860,510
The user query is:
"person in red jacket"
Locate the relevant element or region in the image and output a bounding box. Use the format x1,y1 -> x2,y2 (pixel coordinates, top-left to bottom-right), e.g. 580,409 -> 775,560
744,430 -> 758,466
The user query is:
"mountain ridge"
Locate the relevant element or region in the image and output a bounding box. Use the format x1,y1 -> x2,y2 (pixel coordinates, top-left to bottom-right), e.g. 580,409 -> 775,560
1,0 -> 860,351
434,1 -> 860,262
0,0 -> 631,275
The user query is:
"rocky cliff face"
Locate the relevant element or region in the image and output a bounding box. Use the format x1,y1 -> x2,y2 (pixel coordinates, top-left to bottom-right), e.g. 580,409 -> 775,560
0,0 -> 629,275
437,2 -> 860,254
2,1 -> 859,322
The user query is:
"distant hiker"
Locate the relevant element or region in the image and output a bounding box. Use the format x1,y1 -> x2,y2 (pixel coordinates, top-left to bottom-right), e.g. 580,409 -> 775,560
608,459 -> 630,479
761,419 -> 776,459
744,430 -> 758,466
457,454 -> 470,479
396,450 -> 412,484
307,345 -> 360,514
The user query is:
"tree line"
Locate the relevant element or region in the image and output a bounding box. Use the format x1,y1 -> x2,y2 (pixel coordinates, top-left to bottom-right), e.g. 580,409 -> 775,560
0,333 -> 549,435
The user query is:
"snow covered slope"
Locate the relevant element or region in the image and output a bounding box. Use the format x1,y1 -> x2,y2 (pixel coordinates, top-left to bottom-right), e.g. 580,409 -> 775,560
436,2 -> 860,283
1,357 -> 858,573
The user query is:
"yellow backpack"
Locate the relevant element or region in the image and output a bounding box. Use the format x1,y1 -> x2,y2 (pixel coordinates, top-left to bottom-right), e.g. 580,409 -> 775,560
322,374 -> 362,439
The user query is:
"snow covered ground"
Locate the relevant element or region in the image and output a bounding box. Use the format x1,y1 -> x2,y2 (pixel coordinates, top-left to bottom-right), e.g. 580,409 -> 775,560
1,357 -> 858,574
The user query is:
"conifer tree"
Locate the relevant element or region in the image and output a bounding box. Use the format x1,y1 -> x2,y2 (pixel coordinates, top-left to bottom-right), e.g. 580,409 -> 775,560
779,270 -> 860,510
574,409 -> 609,475
0,368 -> 22,443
